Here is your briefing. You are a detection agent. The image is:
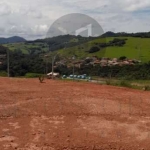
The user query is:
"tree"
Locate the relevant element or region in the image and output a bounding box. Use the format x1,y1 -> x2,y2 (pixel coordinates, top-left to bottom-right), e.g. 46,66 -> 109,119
88,46 -> 100,53
119,56 -> 127,61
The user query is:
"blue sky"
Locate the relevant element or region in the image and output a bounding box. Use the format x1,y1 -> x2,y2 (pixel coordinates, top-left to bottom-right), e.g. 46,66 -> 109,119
0,0 -> 150,40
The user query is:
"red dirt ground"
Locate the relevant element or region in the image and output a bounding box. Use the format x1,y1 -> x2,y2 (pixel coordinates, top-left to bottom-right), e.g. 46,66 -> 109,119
0,77 -> 150,150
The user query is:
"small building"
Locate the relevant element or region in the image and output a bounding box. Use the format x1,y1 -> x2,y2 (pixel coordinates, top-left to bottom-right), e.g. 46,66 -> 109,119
93,60 -> 101,65
113,62 -> 119,66
47,72 -> 60,79
123,61 -> 130,65
101,57 -> 109,60
108,60 -> 113,65
112,58 -> 118,62
91,56 -> 98,61
100,60 -> 108,64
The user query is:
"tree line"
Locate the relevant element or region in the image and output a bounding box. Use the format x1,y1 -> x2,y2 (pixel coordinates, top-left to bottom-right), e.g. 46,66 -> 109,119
1,44 -> 150,80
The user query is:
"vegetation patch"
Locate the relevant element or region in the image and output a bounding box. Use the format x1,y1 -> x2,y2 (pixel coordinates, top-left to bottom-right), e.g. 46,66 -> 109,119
25,73 -> 44,78
0,71 -> 7,77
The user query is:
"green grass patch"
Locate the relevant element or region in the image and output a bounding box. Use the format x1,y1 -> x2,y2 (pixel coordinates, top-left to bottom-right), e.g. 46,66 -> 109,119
2,42 -> 47,54
103,78 -> 150,90
0,71 -> 7,77
57,37 -> 150,62
25,73 -> 44,78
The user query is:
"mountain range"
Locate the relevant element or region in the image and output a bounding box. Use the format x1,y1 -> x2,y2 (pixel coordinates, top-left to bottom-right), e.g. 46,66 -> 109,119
0,36 -> 26,44
1,31 -> 150,44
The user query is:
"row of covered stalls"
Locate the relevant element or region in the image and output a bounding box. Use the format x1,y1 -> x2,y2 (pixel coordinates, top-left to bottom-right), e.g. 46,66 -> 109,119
47,72 -> 92,80
62,74 -> 92,80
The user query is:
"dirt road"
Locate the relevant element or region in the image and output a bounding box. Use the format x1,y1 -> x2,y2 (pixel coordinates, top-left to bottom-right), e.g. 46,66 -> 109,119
0,77 -> 150,149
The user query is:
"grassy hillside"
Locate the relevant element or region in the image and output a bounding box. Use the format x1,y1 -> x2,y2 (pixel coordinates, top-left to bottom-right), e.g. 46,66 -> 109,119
105,37 -> 150,62
3,42 -> 48,54
57,37 -> 150,62
2,37 -> 150,62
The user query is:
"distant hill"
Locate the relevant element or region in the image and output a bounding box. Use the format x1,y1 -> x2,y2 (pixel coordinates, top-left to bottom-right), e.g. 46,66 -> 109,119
101,31 -> 117,37
2,33 -> 150,62
26,34 -> 98,52
0,36 -> 26,44
102,31 -> 150,38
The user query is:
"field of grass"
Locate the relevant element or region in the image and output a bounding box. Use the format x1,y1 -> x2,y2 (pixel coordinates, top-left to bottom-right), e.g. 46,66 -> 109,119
92,76 -> 150,90
58,37 -> 150,62
3,42 -> 48,54
105,37 -> 150,62
2,37 -> 150,62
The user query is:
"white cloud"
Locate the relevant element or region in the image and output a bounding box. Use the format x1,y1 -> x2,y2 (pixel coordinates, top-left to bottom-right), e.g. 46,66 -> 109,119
0,0 -> 150,40
32,25 -> 48,34
0,3 -> 11,16
117,0 -> 150,12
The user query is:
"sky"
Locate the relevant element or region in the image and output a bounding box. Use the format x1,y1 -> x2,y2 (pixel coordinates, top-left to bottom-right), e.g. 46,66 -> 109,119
0,0 -> 150,40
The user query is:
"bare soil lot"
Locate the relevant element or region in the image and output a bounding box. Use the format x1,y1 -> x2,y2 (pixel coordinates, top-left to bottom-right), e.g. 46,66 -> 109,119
0,77 -> 150,150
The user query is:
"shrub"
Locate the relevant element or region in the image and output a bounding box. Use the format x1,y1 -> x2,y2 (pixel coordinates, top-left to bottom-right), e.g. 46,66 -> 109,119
143,85 -> 150,91
105,79 -> 112,85
105,79 -> 132,88
88,46 -> 100,53
0,71 -> 7,77
119,56 -> 127,61
118,80 -> 132,88
25,73 -> 44,78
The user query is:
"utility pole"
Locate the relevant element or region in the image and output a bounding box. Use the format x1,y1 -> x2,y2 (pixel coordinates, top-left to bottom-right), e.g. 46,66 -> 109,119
72,56 -> 76,80
44,55 -> 48,75
52,54 -> 58,79
52,57 -> 54,79
46,42 -> 61,79
7,49 -> 10,77
73,64 -> 75,80
46,60 -> 48,75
